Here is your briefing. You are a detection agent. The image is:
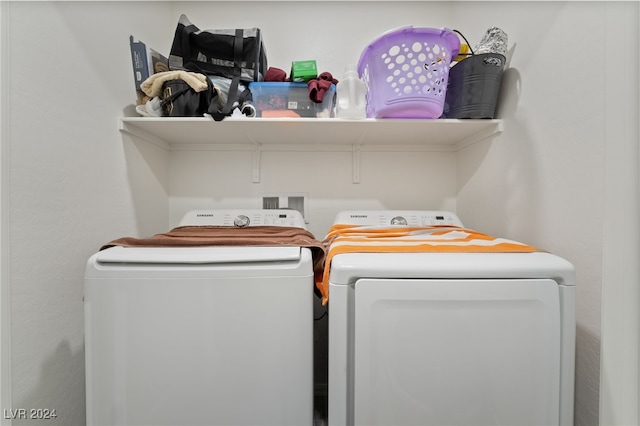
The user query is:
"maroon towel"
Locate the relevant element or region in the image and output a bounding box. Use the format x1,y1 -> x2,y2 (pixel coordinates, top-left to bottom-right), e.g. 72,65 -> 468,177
308,72 -> 338,103
265,67 -> 288,82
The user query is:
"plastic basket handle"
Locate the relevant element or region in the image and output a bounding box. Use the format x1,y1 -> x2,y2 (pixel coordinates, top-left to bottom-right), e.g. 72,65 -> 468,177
443,28 -> 461,63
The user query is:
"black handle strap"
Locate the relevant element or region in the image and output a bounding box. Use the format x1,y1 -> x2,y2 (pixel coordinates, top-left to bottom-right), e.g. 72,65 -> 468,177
210,29 -> 244,121
180,23 -> 198,67
160,83 -> 193,116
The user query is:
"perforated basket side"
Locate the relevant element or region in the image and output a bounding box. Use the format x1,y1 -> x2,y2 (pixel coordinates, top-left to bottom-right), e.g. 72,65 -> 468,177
357,26 -> 460,118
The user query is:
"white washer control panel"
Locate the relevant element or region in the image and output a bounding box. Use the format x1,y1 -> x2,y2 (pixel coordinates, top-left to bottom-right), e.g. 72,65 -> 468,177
333,210 -> 464,227
179,209 -> 307,228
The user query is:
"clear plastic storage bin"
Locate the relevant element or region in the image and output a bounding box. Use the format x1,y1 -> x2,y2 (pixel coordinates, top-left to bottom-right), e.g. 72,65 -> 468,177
248,82 -> 335,118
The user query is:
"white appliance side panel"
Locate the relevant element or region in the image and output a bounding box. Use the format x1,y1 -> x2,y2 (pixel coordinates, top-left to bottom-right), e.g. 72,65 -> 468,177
328,284 -> 354,426
559,285 -> 576,426
85,275 -> 313,426
353,279 -> 561,426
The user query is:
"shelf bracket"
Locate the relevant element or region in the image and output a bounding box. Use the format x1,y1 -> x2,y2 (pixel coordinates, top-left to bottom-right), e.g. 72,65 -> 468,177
252,143 -> 262,183
352,143 -> 362,184
119,119 -> 170,150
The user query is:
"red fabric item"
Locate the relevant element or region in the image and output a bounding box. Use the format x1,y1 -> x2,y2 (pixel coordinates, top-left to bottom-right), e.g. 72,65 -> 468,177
308,72 -> 338,103
265,67 -> 288,82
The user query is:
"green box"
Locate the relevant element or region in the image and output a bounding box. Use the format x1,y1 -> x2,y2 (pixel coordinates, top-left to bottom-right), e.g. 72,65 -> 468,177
290,60 -> 318,82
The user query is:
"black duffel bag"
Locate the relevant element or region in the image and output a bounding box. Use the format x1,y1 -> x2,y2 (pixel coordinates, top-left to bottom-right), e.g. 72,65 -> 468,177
161,78 -> 219,117
168,14 -> 267,120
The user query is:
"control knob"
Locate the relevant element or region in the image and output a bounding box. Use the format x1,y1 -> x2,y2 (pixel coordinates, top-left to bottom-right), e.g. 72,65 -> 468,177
390,216 -> 408,226
234,215 -> 250,227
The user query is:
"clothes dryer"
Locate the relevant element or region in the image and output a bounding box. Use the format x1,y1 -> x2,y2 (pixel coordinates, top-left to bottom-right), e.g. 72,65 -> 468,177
85,209 -> 319,426
325,210 -> 575,426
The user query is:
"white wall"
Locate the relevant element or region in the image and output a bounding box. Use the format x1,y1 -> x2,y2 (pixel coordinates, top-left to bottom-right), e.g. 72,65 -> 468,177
0,3 -> 12,425
1,1 -> 638,425
2,2 -> 172,424
599,2 -> 640,424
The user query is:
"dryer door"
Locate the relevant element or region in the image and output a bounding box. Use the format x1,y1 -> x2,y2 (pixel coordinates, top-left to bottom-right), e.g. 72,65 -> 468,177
353,278 -> 561,426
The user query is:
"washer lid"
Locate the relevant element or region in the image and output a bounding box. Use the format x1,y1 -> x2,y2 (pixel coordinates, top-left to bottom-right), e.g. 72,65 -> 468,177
95,246 -> 302,264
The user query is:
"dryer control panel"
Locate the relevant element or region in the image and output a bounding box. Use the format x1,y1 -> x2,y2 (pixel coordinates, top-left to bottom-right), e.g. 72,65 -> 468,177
179,209 -> 307,228
333,210 -> 464,227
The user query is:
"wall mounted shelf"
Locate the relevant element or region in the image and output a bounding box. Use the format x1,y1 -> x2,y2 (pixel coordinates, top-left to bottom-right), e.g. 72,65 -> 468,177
119,117 -> 503,183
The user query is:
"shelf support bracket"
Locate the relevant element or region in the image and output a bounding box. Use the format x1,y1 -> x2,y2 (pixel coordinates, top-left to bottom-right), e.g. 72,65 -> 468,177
119,119 -> 170,150
252,143 -> 262,183
352,143 -> 362,184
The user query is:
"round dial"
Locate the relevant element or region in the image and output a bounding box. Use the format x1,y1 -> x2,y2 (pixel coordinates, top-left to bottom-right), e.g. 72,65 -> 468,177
390,216 -> 408,226
233,215 -> 250,227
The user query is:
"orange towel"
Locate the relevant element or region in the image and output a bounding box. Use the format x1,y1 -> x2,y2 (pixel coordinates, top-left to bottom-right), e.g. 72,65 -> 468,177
318,224 -> 538,305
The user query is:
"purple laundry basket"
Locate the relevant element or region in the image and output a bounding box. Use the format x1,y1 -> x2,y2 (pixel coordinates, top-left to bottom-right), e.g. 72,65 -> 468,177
357,26 -> 460,119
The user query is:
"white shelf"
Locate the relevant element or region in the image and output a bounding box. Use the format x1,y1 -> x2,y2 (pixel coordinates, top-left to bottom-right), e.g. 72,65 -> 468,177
119,116 -> 503,183
119,117 -> 503,152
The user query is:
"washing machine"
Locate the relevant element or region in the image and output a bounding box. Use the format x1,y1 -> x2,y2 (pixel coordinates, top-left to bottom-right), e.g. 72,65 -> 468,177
326,210 -> 576,426
85,209 -> 316,426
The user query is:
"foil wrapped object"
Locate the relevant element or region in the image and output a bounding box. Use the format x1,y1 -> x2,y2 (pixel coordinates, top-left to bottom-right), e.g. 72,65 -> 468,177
474,27 -> 508,56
